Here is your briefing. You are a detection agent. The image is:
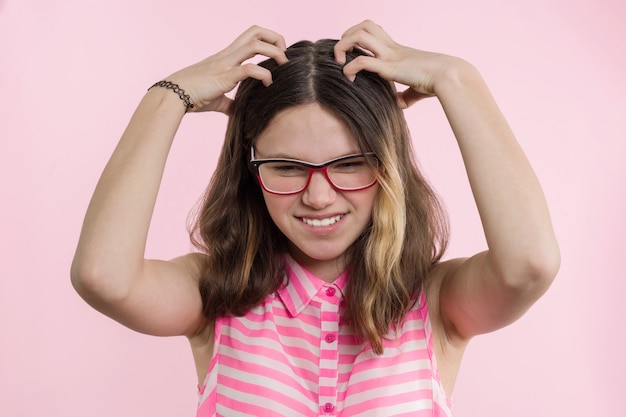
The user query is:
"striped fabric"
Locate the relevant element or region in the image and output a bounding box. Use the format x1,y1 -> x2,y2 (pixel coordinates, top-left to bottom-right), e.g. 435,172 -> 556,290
197,254 -> 453,416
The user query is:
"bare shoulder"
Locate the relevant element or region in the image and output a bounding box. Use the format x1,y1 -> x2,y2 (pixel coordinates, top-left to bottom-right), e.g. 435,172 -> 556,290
169,252 -> 208,282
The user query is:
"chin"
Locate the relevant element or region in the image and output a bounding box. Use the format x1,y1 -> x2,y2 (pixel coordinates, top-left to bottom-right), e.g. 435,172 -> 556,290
289,243 -> 348,265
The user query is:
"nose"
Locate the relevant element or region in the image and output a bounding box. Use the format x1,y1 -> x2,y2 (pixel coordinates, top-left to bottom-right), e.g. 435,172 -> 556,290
301,170 -> 336,209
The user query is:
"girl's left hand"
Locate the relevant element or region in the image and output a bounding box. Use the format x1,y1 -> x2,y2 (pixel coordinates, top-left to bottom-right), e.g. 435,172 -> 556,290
334,20 -> 468,109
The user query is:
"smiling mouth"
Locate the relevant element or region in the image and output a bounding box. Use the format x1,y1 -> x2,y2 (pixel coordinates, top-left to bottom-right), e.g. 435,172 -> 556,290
300,215 -> 343,227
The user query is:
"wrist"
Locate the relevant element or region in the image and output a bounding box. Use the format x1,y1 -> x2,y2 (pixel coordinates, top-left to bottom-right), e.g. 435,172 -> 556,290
143,85 -> 189,116
148,80 -> 195,113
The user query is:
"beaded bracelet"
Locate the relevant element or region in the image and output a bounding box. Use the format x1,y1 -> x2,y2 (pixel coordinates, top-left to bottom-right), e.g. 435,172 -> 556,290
148,80 -> 195,112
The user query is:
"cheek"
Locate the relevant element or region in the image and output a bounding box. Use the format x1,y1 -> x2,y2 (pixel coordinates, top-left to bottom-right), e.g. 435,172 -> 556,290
262,193 -> 295,223
358,187 -> 379,216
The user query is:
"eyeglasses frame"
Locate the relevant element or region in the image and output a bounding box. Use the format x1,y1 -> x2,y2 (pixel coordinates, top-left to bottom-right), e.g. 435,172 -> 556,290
249,147 -> 380,195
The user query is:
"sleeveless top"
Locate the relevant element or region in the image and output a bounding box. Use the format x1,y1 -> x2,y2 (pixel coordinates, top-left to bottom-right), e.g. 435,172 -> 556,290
196,254 -> 453,416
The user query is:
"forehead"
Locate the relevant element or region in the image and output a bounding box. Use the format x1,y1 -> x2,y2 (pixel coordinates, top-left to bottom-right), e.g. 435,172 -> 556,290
254,103 -> 360,162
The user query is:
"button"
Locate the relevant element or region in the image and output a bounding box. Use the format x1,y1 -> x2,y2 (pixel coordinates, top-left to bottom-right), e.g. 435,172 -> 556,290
325,333 -> 336,343
325,287 -> 336,297
323,402 -> 335,413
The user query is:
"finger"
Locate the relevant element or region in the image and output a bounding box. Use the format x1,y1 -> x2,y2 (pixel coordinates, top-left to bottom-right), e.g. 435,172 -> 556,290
237,38 -> 288,66
335,21 -> 374,64
223,38 -> 287,68
253,26 -> 287,52
232,25 -> 287,50
258,28 -> 287,52
342,55 -> 390,82
340,19 -> 388,42
333,44 -> 348,65
337,20 -> 392,54
213,96 -> 234,115
335,32 -> 380,66
234,63 -> 275,87
396,88 -> 431,109
335,27 -> 391,66
249,29 -> 288,65
230,26 -> 288,65
335,22 -> 363,64
335,32 -> 373,63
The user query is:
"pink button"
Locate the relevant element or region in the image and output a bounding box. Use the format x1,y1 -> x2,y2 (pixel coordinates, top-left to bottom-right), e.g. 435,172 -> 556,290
325,333 -> 336,343
325,287 -> 336,297
323,402 -> 335,413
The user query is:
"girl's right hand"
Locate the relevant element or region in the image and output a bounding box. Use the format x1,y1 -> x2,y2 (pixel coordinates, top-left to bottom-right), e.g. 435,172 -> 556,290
165,26 -> 288,114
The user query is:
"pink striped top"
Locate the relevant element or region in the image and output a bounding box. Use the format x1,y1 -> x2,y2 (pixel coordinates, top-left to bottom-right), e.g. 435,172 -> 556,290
197,254 -> 453,416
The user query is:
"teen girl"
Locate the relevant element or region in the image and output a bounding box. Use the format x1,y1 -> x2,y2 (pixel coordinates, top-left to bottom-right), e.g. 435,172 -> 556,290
72,20 -> 560,416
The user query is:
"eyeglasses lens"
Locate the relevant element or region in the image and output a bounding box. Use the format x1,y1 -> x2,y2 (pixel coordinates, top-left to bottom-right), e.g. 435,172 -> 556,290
258,155 -> 378,194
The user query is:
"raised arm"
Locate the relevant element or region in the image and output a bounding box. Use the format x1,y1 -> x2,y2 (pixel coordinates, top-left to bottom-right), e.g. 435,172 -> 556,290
425,60 -> 560,340
70,26 -> 288,338
335,20 -> 560,342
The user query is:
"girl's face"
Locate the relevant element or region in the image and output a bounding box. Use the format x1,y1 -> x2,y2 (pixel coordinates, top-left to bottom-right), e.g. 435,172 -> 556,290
253,103 -> 378,282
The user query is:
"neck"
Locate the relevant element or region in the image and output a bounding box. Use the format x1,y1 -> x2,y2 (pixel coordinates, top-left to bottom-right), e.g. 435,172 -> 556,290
287,246 -> 347,283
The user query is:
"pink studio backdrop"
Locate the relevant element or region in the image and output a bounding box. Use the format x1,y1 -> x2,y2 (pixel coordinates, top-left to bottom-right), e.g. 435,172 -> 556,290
1,1 -> 624,416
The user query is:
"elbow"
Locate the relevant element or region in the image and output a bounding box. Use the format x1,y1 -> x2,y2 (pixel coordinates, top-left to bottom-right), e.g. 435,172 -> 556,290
524,244 -> 560,292
70,255 -> 132,306
496,241 -> 561,296
70,260 -> 99,300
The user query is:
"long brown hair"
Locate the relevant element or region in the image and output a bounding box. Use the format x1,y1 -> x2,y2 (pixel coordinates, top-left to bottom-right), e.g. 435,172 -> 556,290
190,39 -> 448,354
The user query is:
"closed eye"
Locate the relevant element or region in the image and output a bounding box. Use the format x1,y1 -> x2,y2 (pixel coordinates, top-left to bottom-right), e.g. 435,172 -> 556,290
267,163 -> 309,176
332,159 -> 367,172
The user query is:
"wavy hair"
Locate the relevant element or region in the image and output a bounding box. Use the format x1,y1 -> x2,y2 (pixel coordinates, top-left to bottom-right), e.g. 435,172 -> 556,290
189,39 -> 448,354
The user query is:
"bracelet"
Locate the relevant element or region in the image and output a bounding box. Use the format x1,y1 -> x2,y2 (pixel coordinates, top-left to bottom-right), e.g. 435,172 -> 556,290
148,80 -> 195,112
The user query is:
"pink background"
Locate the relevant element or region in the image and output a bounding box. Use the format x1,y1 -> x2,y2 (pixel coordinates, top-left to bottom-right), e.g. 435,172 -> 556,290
1,0 -> 624,416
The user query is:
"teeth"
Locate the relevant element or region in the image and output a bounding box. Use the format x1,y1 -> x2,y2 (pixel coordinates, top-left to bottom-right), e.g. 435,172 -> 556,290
302,215 -> 342,227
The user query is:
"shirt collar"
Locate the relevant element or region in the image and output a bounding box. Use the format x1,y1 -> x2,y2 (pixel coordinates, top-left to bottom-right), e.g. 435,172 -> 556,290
277,253 -> 347,317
